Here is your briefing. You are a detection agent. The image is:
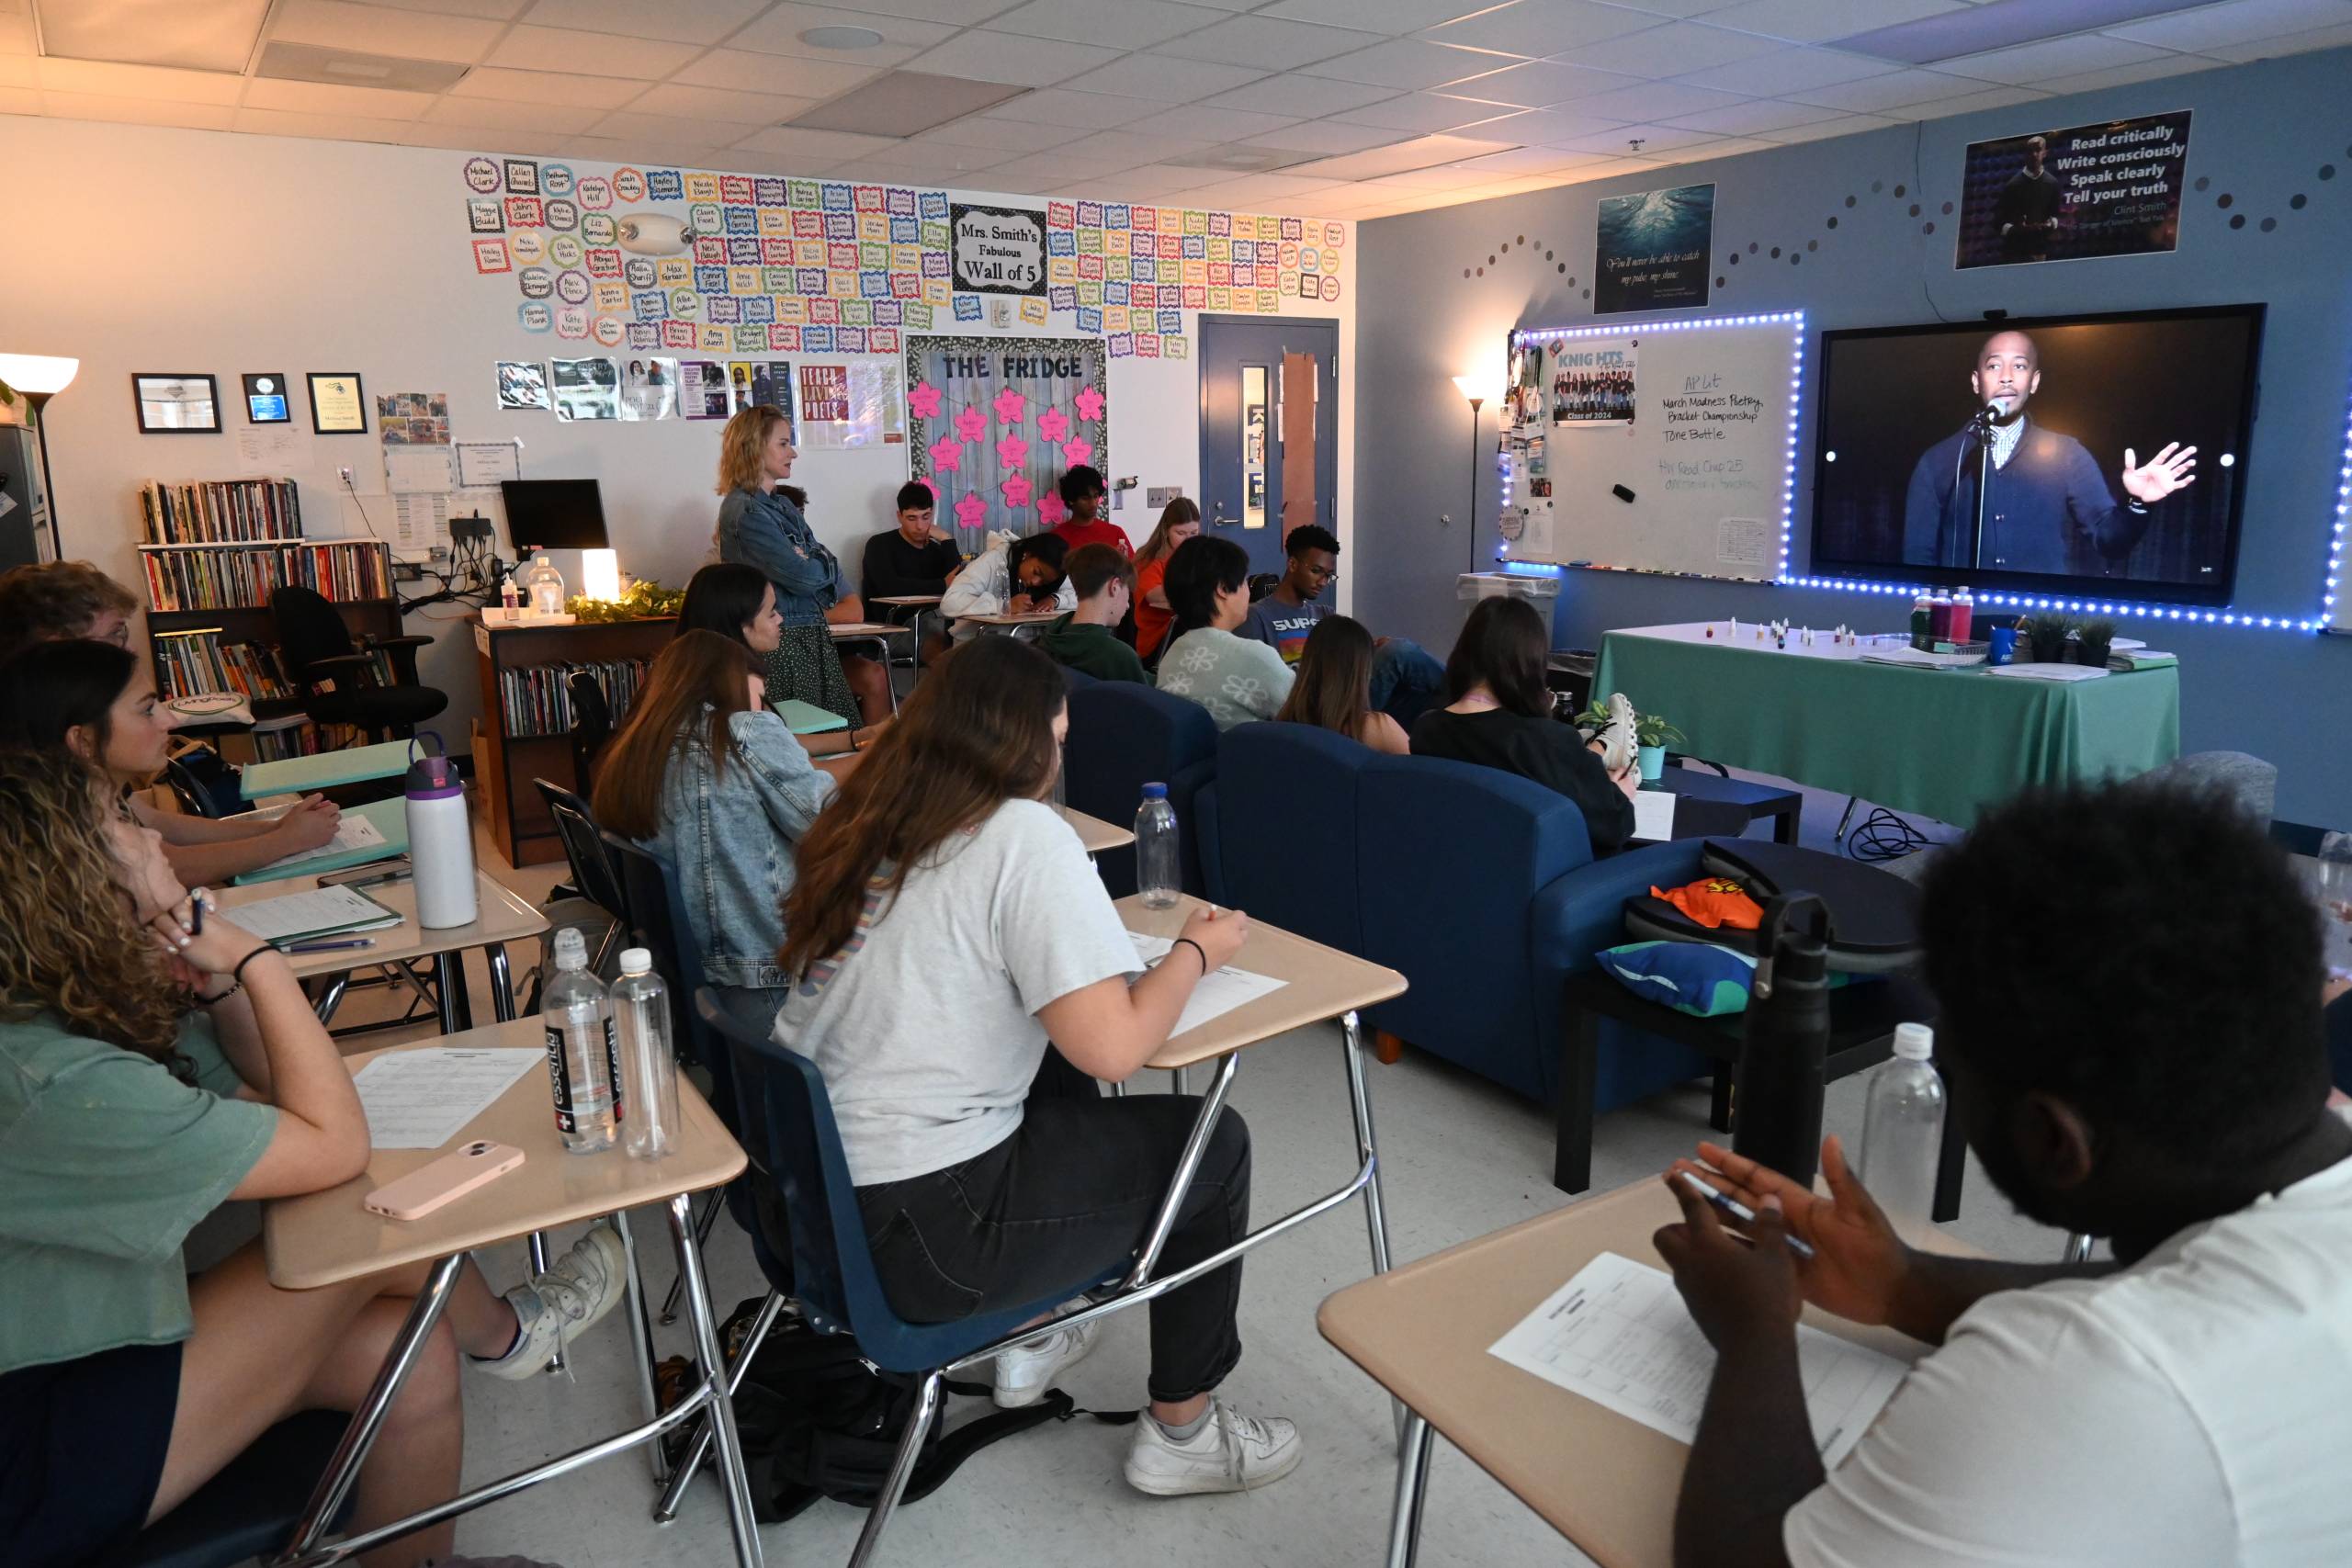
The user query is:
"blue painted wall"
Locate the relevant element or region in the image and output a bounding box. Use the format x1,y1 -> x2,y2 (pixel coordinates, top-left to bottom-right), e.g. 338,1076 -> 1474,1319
1353,47 -> 2352,825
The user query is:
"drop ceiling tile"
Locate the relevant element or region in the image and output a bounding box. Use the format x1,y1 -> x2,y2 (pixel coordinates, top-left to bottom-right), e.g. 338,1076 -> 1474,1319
984,88 -> 1170,128
1301,37 -> 1505,89
1124,101 -> 1303,137
2109,0 -> 2352,51
232,105 -> 413,140
905,29 -> 1124,85
670,51 -> 885,96
1556,19 -> 1788,74
1261,0 -> 1490,30
1671,44 -> 1892,93
484,24 -> 705,77
1074,163 -> 1227,195
1331,89 -> 1530,130
1877,83 -> 2047,117
723,1 -> 957,61
625,83 -> 819,123
32,59 -> 245,104
35,90 -> 237,130
1554,79 -> 1749,118
1155,15 -> 1385,69
1493,104 -> 1646,140
984,149 -> 1149,186
420,95 -> 605,131
1456,58 -> 1645,106
269,0 -> 506,61
515,0 -> 772,44
987,0 -> 1226,49
581,109 -> 734,145
1200,71 -> 1400,115
728,124 -> 903,158
1443,141 -> 1621,174
839,137 -> 1011,171
808,0 -> 1069,19
1292,130 -> 1521,177
1356,164 -> 1491,188
1939,34 -> 2175,85
0,14 -> 27,53
1237,118 -> 1408,152
1658,94 -> 1845,131
1784,66 -> 1984,110
1702,0 -> 1961,45
1422,0 -> 1661,59
911,114 -> 1064,150
0,55 -> 29,87
1058,53 -> 1270,99
2203,17 -> 2352,58
397,120 -> 550,150
1600,0 -> 1748,17
1555,120 -> 1724,152
1069,127 -> 1217,163
362,0 -> 530,16
241,77 -> 437,117
447,66 -> 650,106
2025,55 -> 2219,93
1754,109 -> 1895,141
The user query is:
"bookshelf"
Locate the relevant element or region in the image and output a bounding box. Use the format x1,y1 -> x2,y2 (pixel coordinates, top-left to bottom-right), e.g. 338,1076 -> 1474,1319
473,616 -> 675,866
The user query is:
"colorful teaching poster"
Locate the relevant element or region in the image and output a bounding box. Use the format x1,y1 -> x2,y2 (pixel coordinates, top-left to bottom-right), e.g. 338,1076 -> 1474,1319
906,335 -> 1106,547
678,360 -> 731,419
1550,339 -> 1638,428
550,357 -> 619,422
1955,112 -> 2191,269
951,203 -> 1047,297
1594,183 -> 1714,315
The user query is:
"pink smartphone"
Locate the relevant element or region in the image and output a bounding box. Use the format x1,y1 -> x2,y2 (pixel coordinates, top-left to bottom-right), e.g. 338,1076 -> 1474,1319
364,1140 -> 526,1221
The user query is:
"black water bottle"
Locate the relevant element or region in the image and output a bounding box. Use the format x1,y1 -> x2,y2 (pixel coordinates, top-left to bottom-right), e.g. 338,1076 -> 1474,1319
1733,893 -> 1832,1188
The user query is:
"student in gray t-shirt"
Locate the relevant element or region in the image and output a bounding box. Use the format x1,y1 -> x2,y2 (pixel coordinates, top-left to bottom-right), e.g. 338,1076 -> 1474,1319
769,637 -> 1305,1496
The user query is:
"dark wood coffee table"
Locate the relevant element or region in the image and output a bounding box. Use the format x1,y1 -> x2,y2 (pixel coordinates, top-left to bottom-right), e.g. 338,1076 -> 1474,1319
1642,766 -> 1802,844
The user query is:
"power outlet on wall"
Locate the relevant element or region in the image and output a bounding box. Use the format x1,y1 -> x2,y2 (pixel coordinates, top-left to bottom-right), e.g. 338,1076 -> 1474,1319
336,466 -> 354,486
1147,486 -> 1184,509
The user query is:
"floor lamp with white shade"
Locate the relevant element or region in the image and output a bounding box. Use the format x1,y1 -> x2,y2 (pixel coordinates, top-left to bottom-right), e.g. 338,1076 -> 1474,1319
0,354 -> 81,563
1451,370 -> 1505,573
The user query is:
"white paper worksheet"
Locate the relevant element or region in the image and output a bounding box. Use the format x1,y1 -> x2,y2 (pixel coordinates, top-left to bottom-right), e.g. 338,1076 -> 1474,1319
228,885 -> 403,943
1488,1251 -> 1909,1468
352,1047 -> 544,1149
250,813 -> 390,874
1127,932 -> 1288,1038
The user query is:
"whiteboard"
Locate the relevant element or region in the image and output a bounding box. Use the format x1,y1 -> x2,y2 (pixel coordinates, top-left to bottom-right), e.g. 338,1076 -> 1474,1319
1499,315 -> 1803,581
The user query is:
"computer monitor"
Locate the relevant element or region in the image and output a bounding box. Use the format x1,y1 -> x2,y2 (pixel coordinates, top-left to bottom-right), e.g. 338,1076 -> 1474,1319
500,479 -> 610,550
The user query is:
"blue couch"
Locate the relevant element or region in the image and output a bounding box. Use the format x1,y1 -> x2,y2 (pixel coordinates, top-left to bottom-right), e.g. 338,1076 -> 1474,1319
1203,723 -> 1713,1114
1061,681 -> 1219,898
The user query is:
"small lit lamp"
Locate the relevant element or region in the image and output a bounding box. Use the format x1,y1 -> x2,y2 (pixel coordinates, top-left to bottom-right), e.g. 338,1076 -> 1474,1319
0,354 -> 80,558
1452,370 -> 1504,573
581,547 -> 621,602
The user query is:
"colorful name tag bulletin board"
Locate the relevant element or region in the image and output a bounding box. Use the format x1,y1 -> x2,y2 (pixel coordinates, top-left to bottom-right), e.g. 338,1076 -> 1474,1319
457,154 -> 1345,357
906,336 -> 1106,547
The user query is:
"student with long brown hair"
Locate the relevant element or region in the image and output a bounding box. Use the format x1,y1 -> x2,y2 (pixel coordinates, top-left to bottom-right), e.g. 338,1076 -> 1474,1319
593,631 -> 832,1010
773,637 -> 1303,1495
1130,497 -> 1200,660
1274,615 -> 1408,755
0,750 -> 628,1567
712,404 -> 888,728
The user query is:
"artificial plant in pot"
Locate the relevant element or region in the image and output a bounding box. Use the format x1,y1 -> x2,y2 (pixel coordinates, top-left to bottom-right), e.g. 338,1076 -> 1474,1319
1634,712 -> 1685,781
2023,613 -> 2074,664
2074,618 -> 2116,669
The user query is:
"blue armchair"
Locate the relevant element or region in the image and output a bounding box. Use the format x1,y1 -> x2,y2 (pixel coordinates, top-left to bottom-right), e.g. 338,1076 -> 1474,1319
1062,681 -> 1218,897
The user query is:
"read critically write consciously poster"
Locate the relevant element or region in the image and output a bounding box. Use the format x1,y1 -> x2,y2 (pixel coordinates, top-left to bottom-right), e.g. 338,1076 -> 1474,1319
906,335 -> 1107,547
1955,112 -> 2191,269
1594,183 -> 1714,315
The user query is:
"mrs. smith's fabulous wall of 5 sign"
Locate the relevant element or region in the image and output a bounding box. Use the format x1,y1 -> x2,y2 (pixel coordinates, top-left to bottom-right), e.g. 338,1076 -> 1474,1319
458,153 -> 1348,360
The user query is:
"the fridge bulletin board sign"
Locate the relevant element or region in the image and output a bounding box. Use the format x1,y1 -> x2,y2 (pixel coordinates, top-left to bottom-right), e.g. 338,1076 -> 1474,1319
906,335 -> 1107,547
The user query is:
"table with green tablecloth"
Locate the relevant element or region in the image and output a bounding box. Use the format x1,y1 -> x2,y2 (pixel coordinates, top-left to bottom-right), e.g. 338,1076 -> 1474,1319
1594,623 -> 2180,829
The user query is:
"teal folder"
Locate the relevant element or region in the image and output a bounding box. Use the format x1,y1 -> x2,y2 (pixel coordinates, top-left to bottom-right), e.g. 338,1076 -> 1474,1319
774,699 -> 850,736
230,795 -> 411,886
239,739 -> 418,800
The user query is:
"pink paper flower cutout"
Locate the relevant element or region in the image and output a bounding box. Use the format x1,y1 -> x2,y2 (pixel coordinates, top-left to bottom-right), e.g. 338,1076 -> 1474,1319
1037,491 -> 1068,528
996,434 -> 1029,470
908,381 -> 944,420
954,405 -> 988,444
1072,385 -> 1105,423
1002,474 -> 1034,510
954,491 -> 989,531
928,436 -> 965,474
1061,439 -> 1093,468
1035,406 -> 1071,445
992,386 -> 1028,427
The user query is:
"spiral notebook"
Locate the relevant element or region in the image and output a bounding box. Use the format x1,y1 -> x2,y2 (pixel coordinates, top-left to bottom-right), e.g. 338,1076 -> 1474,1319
227,885 -> 403,945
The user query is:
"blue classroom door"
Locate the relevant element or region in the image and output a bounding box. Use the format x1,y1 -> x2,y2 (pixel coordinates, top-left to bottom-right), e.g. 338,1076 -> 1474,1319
1197,317 -> 1338,578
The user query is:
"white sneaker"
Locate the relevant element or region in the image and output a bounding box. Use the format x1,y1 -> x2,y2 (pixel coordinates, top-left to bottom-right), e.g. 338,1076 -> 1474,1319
1123,1398 -> 1303,1496
1597,691 -> 1638,776
992,1318 -> 1101,1408
477,1222 -> 630,1381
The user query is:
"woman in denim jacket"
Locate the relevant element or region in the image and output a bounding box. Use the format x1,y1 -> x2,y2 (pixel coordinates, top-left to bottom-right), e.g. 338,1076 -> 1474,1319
593,630 -> 834,1015
713,403 -> 888,728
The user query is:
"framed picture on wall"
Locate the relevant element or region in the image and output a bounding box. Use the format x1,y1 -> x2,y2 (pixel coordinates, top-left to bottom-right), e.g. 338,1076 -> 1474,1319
243,373 -> 292,423
307,371 -> 368,434
131,373 -> 221,434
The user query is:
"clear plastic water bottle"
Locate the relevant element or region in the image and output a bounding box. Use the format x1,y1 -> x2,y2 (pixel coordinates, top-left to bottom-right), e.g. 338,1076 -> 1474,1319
1136,783 -> 1180,908
1860,1022 -> 1946,1235
542,927 -> 618,1153
612,947 -> 679,1162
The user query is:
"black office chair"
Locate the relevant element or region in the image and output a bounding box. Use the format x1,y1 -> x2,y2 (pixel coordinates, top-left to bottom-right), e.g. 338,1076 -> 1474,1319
269,585 -> 446,743
531,778 -> 627,977
568,670 -> 614,792
1247,572 -> 1280,604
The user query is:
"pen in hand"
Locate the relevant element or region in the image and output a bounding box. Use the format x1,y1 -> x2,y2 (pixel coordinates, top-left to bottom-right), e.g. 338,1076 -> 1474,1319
1678,1169 -> 1818,1259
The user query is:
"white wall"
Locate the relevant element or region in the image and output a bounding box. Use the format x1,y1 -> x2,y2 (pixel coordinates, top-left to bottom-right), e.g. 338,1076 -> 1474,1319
0,114 -> 1354,742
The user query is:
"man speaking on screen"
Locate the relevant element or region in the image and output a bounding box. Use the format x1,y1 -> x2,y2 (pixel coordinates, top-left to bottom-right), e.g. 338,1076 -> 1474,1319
1901,330 -> 2198,574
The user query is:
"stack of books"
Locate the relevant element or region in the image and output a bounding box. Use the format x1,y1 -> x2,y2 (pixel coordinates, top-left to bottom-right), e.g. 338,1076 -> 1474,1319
151,629 -> 294,703
141,540 -> 390,611
139,479 -> 303,543
499,657 -> 649,739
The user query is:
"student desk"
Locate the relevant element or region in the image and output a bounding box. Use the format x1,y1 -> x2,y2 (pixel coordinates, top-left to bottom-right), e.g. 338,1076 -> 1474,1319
228,795 -> 410,885
1318,1178 -> 1942,1568
958,609 -> 1059,641
1118,894 -> 1408,1286
829,620 -> 910,715
1058,803 -> 1133,858
215,869 -> 548,1034
263,1024 -> 763,1567
239,739 -> 419,800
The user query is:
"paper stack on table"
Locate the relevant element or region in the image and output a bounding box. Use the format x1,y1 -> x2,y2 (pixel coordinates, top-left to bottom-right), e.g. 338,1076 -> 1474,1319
1984,661 -> 2109,682
353,1046 -> 542,1149
230,884 -> 403,944
250,811 -> 390,874
1129,932 -> 1287,1037
1859,645 -> 1984,669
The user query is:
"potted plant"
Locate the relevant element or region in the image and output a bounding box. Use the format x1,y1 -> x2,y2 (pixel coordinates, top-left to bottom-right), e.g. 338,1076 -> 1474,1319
2074,618 -> 2116,669
2023,613 -> 2073,664
1634,712 -> 1685,781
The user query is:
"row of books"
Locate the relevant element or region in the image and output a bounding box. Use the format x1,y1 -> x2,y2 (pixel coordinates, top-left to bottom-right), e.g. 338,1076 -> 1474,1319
499,658 -> 649,740
249,719 -> 363,762
142,541 -> 392,612
139,478 -> 304,544
152,631 -> 296,704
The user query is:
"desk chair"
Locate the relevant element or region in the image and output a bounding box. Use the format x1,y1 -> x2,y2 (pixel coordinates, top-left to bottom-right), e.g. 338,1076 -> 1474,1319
269,585 -> 446,744
100,1412 -> 352,1568
568,671 -> 615,791
531,779 -> 626,980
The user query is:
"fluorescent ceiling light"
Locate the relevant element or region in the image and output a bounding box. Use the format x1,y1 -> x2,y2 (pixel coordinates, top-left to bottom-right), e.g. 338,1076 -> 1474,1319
36,0 -> 269,73
1835,0 -> 2207,64
256,41 -> 472,94
788,72 -> 1028,138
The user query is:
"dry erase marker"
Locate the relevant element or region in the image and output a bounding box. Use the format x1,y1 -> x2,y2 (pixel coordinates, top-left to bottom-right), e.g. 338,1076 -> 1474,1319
281,937 -> 377,954
1678,1170 -> 1817,1259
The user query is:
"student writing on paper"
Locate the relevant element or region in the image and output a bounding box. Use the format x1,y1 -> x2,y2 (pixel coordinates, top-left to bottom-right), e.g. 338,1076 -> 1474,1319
1276,615 -> 1409,757
593,631 -> 834,1019
1411,597 -> 1638,855
0,638 -> 340,885
1152,535 -> 1293,728
940,530 -> 1075,643
1130,497 -> 1200,660
0,750 -> 631,1568
774,638 -> 1304,1495
1650,782 -> 2352,1568
0,559 -> 139,664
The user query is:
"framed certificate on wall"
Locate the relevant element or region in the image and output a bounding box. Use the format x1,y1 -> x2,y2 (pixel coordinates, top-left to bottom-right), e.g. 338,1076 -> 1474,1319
307,371 -> 368,434
131,373 -> 220,434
